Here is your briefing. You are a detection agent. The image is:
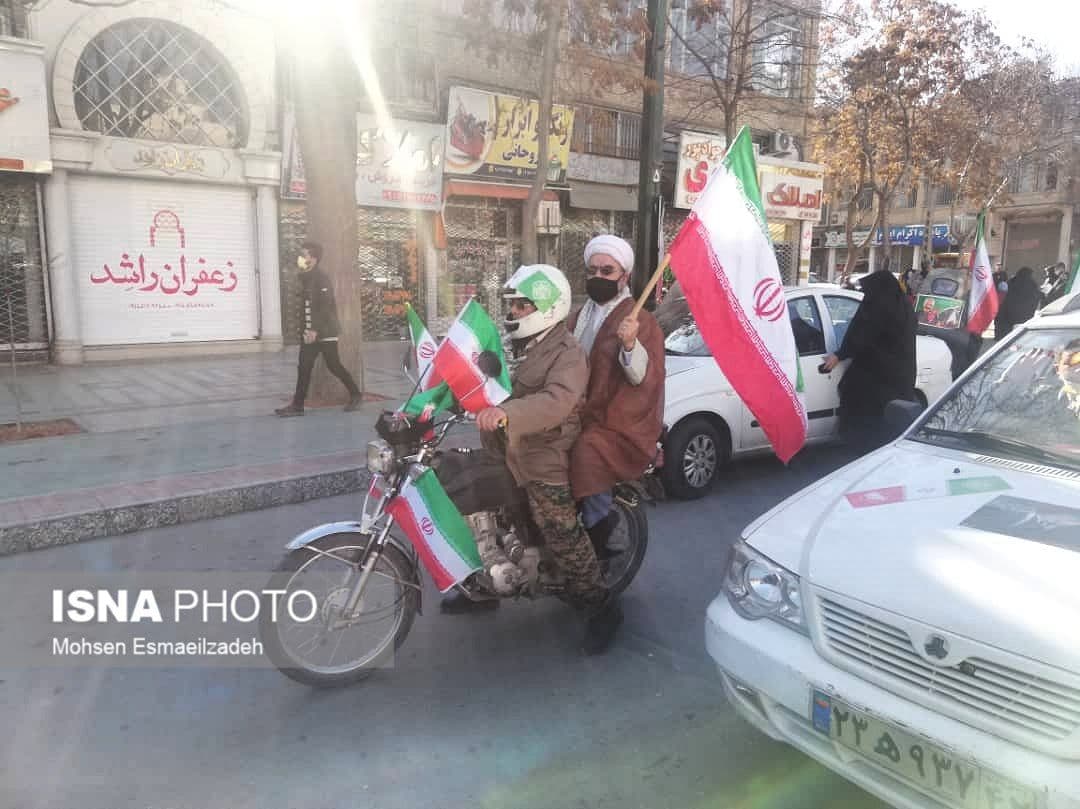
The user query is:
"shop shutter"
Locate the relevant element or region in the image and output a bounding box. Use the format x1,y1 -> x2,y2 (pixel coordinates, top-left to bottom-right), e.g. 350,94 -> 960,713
0,176 -> 47,352
69,176 -> 257,345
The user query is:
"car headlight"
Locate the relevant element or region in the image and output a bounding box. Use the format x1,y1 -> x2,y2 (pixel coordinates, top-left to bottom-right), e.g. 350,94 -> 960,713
366,439 -> 396,475
723,541 -> 806,634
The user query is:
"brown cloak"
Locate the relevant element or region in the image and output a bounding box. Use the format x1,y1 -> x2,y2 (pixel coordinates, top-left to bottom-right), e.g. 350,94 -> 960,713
568,298 -> 666,498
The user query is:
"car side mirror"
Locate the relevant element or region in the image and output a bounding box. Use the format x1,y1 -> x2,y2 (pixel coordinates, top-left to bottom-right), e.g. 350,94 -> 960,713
884,398 -> 925,436
477,349 -> 502,379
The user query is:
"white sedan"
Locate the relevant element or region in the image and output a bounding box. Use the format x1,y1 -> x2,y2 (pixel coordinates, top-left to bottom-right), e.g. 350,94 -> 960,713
707,311 -> 1080,809
659,285 -> 953,499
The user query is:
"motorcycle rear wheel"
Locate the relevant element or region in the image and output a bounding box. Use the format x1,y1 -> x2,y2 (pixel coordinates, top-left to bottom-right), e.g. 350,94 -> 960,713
599,493 -> 648,598
260,534 -> 419,688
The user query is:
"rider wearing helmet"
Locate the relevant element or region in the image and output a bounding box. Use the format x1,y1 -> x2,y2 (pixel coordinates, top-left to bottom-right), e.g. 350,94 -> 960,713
444,264 -> 623,655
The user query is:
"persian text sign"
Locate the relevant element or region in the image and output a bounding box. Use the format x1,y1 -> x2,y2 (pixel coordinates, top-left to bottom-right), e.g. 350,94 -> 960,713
282,113 -> 445,210
72,177 -> 258,346
759,163 -> 824,222
0,45 -> 51,172
674,130 -> 727,209
356,114 -> 445,210
444,86 -> 574,182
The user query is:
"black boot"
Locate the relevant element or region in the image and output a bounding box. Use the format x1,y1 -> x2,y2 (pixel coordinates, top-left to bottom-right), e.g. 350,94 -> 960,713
586,511 -> 620,560
582,596 -> 623,655
274,403 -> 304,417
440,590 -> 500,615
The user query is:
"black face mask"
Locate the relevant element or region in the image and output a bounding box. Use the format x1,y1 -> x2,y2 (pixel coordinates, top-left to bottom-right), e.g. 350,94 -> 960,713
586,276 -> 620,304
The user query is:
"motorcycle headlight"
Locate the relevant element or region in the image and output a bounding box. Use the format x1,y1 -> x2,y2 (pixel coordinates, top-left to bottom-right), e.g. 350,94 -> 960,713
366,439 -> 396,475
723,541 -> 806,634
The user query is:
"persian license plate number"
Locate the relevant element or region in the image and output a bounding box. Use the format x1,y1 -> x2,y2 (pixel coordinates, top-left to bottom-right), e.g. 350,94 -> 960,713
811,690 -> 1037,809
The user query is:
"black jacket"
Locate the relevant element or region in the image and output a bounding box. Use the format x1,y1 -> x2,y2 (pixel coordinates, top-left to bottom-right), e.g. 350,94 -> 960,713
300,268 -> 342,340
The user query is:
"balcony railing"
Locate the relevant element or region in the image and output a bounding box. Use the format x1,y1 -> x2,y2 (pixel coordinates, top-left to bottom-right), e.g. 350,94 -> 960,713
571,108 -> 641,160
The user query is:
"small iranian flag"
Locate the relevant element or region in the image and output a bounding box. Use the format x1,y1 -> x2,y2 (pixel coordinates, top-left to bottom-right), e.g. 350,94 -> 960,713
386,469 -> 481,592
432,299 -> 513,413
667,127 -> 807,463
405,303 -> 441,390
966,211 -> 998,335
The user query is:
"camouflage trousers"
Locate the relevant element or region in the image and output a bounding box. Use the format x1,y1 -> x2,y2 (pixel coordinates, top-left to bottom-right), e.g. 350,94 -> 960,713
526,481 -> 607,609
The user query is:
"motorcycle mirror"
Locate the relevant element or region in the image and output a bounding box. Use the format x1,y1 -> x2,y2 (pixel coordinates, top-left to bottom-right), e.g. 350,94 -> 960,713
477,350 -> 502,379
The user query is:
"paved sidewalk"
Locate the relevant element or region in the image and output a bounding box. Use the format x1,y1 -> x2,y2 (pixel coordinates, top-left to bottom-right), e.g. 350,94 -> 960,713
0,342 -> 421,555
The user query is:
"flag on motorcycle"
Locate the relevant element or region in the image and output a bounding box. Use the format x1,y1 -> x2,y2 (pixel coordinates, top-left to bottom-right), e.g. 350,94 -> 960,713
386,469 -> 482,592
405,303 -> 441,390
399,380 -> 455,420
666,126 -> 807,464
433,299 -> 513,413
966,211 -> 999,335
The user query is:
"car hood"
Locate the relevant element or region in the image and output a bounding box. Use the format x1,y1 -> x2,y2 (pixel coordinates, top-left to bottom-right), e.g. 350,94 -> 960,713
746,442 -> 1080,673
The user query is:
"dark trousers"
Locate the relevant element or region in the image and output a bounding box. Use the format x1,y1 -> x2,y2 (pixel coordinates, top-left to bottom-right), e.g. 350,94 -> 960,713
292,341 -> 360,407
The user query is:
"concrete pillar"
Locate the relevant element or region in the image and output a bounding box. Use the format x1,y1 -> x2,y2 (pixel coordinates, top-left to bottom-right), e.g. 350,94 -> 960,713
1058,206 -> 1072,266
42,168 -> 83,365
826,248 -> 837,282
868,245 -> 877,273
912,244 -> 922,273
255,184 -> 283,350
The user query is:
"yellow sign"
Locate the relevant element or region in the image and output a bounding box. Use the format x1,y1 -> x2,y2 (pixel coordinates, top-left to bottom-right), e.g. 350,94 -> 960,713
445,86 -> 574,182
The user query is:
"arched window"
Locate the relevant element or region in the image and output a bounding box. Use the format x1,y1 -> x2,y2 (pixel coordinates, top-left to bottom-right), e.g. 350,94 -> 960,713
73,19 -> 248,148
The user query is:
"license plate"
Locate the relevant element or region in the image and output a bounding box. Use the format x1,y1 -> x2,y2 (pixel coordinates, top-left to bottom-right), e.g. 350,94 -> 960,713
811,690 -> 1038,809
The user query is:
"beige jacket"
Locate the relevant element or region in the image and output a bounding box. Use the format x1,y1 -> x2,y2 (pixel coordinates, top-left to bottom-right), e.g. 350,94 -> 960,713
490,322 -> 588,486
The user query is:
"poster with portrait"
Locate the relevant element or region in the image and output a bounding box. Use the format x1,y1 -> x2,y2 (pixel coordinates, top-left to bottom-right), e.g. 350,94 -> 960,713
916,294 -> 965,329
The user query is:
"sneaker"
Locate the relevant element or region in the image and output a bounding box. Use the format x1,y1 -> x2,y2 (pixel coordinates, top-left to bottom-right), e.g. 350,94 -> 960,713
582,597 -> 623,655
344,394 -> 363,412
440,590 -> 500,615
274,404 -> 304,417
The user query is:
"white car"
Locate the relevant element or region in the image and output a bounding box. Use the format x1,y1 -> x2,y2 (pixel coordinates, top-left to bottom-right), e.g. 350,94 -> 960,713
707,311 -> 1080,809
660,285 -> 953,499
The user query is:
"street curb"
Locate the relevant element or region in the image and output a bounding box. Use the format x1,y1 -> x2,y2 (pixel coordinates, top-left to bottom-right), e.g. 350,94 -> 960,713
0,466 -> 373,558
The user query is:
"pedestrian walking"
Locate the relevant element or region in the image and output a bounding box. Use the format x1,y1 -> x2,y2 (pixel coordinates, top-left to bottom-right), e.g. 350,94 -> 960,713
822,269 -> 916,451
275,241 -> 362,417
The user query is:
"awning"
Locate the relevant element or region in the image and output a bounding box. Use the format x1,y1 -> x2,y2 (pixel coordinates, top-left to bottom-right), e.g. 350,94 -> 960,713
445,179 -> 559,202
569,181 -> 638,211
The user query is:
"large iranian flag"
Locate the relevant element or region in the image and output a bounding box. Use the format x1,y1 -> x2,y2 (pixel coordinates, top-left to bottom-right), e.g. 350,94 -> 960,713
667,127 -> 807,464
966,211 -> 999,335
405,303 -> 441,390
432,299 -> 513,413
386,469 -> 481,592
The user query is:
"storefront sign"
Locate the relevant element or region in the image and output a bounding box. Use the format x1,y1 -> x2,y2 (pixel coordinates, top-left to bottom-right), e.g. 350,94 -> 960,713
444,86 -> 574,182
72,176 -> 258,345
674,130 -> 726,209
282,113 -> 445,210
759,163 -> 823,222
105,141 -> 232,179
0,44 -> 51,172
823,224 -> 952,249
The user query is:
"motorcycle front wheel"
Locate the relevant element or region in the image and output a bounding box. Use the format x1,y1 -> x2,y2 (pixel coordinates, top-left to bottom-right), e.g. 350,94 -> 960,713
259,534 -> 419,688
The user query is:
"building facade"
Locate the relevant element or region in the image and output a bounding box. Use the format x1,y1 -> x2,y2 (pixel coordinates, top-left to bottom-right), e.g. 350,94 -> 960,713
7,0 -> 282,364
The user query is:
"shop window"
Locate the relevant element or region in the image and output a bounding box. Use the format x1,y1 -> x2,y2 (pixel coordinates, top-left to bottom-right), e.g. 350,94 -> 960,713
0,1 -> 28,38
73,19 -> 248,148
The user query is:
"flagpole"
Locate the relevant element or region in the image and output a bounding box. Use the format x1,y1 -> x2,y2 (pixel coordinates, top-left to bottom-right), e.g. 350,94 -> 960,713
631,254 -> 672,319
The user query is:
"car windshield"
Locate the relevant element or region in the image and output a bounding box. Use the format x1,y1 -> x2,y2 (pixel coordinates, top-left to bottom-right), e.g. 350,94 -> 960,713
912,327 -> 1080,471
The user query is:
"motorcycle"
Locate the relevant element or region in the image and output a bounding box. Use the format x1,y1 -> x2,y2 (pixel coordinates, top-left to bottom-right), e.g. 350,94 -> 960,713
260,351 -> 652,687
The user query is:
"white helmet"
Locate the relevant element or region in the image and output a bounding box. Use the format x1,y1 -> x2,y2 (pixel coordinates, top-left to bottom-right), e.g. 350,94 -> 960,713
502,264 -> 572,340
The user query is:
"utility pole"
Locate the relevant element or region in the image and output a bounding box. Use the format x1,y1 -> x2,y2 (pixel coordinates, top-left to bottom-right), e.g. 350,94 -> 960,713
633,0 -> 669,307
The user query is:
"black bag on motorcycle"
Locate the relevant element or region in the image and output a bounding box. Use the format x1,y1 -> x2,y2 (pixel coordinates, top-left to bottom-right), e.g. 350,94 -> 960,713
435,449 -> 529,516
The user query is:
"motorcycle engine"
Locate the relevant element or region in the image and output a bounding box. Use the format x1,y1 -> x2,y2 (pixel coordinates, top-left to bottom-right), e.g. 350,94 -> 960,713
464,511 -> 542,596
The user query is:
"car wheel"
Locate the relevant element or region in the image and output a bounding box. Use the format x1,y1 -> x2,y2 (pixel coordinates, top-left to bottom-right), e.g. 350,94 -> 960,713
660,416 -> 727,500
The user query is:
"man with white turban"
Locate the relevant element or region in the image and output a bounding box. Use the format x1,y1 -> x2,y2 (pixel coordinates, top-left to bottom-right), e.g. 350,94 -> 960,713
569,234 -> 666,555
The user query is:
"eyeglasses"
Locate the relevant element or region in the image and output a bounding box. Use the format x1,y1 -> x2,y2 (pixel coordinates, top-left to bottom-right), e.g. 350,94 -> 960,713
586,264 -> 624,279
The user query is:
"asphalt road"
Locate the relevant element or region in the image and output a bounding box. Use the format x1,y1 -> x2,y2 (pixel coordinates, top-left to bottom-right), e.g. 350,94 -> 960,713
0,443 -> 889,809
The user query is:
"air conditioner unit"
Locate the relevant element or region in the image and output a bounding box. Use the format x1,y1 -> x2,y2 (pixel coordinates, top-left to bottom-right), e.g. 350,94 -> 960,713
770,131 -> 794,155
537,199 -> 561,234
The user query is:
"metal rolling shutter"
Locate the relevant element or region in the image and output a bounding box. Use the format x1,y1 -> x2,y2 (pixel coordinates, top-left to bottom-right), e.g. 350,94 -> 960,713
70,175 -> 258,345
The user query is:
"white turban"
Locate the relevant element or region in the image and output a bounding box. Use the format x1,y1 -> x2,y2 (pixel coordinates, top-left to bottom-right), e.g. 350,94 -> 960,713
584,234 -> 634,275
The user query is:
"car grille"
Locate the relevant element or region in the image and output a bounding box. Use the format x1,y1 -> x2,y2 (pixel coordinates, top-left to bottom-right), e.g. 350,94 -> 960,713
819,597 -> 1080,742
